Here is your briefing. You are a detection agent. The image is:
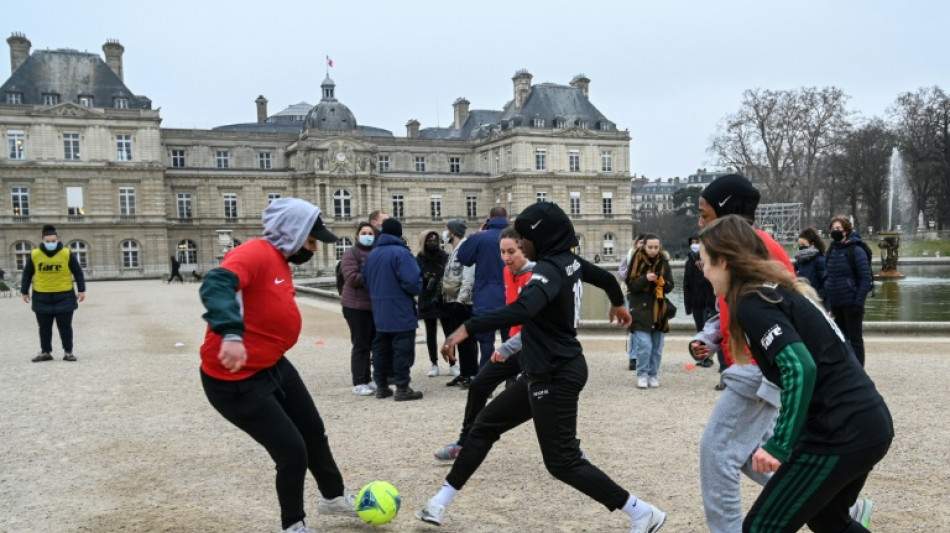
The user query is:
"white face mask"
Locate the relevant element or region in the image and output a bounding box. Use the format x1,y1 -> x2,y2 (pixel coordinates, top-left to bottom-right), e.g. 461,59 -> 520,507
442,230 -> 451,244
358,235 -> 374,247
690,243 -> 700,253
43,241 -> 59,251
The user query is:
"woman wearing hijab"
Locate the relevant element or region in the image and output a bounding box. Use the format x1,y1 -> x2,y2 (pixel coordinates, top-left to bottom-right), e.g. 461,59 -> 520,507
21,224 -> 86,362
418,202 -> 667,533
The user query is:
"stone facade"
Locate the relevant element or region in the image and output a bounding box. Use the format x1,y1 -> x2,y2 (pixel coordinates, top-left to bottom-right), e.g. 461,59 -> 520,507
1,35 -> 632,279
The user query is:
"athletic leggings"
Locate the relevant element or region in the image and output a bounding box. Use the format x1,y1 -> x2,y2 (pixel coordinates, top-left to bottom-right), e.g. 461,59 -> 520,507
201,357 -> 345,529
456,352 -> 521,447
744,438 -> 891,533
446,354 -> 629,511
423,317 -> 452,365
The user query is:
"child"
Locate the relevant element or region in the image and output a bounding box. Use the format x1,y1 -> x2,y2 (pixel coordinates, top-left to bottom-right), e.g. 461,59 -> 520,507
699,215 -> 892,533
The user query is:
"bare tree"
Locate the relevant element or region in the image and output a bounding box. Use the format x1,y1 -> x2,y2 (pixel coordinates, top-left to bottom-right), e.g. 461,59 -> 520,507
889,86 -> 950,228
709,87 -> 851,222
828,120 -> 896,230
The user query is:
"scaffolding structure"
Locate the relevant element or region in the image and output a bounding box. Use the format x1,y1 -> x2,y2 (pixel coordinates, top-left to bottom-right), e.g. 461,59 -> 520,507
757,203 -> 803,243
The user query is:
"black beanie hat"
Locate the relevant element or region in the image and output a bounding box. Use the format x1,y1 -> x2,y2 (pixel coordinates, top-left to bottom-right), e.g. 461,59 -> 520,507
42,224 -> 57,237
381,217 -> 403,238
446,218 -> 467,238
700,174 -> 760,220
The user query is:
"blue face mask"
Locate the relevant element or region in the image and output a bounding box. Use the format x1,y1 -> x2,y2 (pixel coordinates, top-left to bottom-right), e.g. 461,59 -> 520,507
358,235 -> 374,247
43,242 -> 58,251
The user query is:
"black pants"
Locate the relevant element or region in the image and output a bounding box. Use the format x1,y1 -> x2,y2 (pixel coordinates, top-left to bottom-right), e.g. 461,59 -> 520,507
372,330 -> 415,388
831,305 -> 866,366
457,352 -> 522,447
423,316 -> 452,365
168,271 -> 184,283
744,437 -> 891,533
201,357 -> 345,529
446,354 -> 629,511
342,307 -> 374,386
443,302 -> 479,378
36,311 -> 74,353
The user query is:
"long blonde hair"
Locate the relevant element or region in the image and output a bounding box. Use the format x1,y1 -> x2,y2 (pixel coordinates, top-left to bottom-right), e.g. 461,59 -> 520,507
699,215 -> 820,363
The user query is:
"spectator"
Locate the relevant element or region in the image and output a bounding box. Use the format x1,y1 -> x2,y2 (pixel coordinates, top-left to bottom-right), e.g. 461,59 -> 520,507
341,222 -> 377,396
794,227 -> 827,304
441,218 -> 478,387
168,255 -> 184,283
417,229 -> 452,377
625,233 -> 673,389
456,207 -> 509,367
825,216 -> 872,366
683,235 -> 717,369
363,218 -> 424,401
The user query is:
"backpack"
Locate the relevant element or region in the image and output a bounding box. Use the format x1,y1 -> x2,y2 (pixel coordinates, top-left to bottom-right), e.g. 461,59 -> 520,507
335,246 -> 362,295
828,240 -> 874,297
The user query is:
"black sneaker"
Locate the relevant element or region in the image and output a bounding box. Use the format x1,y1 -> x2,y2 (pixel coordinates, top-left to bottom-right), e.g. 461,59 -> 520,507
445,376 -> 464,387
394,386 -> 423,401
458,377 -> 473,389
697,358 -> 714,368
375,387 -> 394,399
63,353 -> 77,362
32,352 -> 53,363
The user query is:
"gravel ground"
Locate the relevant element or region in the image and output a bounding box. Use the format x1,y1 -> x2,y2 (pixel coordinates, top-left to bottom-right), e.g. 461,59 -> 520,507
0,280 -> 946,532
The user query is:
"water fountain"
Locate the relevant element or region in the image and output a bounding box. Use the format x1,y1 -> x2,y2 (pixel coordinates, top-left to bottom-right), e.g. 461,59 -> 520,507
876,147 -> 909,280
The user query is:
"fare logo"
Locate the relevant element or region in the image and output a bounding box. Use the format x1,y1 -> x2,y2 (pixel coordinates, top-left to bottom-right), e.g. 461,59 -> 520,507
37,262 -> 63,272
565,259 -> 581,276
761,324 -> 783,350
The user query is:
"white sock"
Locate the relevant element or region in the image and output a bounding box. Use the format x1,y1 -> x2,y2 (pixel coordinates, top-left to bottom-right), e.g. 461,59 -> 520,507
622,494 -> 651,521
430,481 -> 459,507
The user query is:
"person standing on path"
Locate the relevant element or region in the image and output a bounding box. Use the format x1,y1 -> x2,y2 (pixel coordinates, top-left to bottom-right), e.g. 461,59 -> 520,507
198,198 -> 361,533
21,224 -> 85,362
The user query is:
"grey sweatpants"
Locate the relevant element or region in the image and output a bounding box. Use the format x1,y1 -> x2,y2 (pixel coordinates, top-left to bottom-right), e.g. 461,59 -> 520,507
700,364 -> 780,533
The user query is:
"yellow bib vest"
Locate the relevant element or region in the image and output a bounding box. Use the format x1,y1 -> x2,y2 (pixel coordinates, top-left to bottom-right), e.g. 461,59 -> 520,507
30,248 -> 74,292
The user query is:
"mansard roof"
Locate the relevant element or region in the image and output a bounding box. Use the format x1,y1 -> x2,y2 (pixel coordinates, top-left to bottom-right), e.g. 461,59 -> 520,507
0,49 -> 151,108
418,110 -> 504,140
499,82 -> 614,130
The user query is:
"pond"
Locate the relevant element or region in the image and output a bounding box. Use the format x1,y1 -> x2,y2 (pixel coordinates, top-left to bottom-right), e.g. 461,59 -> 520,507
581,264 -> 950,322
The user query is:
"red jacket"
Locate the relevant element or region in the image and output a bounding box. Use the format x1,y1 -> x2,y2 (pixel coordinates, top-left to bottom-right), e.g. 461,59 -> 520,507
504,262 -> 534,337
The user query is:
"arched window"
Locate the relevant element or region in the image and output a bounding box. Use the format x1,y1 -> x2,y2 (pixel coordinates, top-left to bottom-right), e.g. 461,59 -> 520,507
13,241 -> 33,270
602,233 -> 615,256
68,241 -> 89,269
333,189 -> 352,221
121,240 -> 140,268
335,237 -> 353,260
177,239 -> 198,264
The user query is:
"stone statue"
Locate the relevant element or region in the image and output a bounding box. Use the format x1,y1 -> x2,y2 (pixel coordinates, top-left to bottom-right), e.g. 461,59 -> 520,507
879,237 -> 899,272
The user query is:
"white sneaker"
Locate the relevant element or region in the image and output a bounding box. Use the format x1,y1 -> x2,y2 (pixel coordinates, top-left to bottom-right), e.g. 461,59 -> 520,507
317,493 -> 358,517
283,521 -> 315,533
416,499 -> 446,525
637,376 -> 648,389
427,364 -> 439,377
630,504 -> 666,533
352,384 -> 374,396
450,363 -> 461,377
849,497 -> 873,527
648,377 -> 660,388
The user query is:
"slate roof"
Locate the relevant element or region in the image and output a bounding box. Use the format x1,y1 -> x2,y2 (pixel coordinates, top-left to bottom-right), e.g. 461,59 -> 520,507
0,49 -> 151,109
418,79 -> 615,140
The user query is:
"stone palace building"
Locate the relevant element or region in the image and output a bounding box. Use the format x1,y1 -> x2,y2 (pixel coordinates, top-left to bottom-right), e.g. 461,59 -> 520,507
0,33 -> 632,279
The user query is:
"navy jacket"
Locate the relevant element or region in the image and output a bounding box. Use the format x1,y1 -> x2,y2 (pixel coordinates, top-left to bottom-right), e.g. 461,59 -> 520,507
794,248 -> 826,298
363,234 -> 423,332
456,216 -> 508,315
824,238 -> 872,307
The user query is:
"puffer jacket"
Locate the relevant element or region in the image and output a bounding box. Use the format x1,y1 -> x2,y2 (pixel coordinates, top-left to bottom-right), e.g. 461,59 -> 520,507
363,233 -> 423,332
824,237 -> 872,307
626,250 -> 673,332
340,242 -> 373,311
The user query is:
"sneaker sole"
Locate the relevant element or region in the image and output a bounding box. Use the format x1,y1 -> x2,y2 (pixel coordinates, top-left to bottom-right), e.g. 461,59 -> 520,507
415,510 -> 442,526
650,511 -> 667,532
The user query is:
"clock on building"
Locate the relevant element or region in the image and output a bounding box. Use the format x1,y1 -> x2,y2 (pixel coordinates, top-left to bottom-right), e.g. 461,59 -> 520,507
336,151 -> 347,162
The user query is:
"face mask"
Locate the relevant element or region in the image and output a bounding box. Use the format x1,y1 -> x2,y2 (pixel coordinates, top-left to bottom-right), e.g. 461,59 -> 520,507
830,230 -> 845,242
358,235 -> 374,247
286,247 -> 313,265
43,242 -> 59,251
690,243 -> 700,253
798,245 -> 809,250
442,230 -> 451,244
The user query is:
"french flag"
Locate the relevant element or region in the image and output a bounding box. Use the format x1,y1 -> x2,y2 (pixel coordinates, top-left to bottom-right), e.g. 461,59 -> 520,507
327,56 -> 334,68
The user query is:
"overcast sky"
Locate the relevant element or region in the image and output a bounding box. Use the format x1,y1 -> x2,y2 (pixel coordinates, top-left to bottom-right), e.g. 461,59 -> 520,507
7,0 -> 948,179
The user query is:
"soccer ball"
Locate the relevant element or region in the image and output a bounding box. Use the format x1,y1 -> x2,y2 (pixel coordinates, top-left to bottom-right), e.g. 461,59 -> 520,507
355,480 -> 401,526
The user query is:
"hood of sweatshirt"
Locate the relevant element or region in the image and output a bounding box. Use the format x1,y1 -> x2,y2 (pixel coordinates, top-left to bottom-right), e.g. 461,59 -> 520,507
261,198 -> 322,258
514,202 -> 578,259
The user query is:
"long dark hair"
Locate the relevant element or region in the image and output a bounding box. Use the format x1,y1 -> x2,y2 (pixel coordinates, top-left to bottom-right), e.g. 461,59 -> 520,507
798,227 -> 826,254
700,215 -> 819,362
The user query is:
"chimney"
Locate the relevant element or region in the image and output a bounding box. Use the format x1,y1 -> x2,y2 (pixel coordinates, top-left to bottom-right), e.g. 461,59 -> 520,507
512,69 -> 533,109
7,32 -> 31,73
452,97 -> 470,130
406,119 -> 420,139
569,74 -> 590,98
102,39 -> 125,81
255,95 -> 268,123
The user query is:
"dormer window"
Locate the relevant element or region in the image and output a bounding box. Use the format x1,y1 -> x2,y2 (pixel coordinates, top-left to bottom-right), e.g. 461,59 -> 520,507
78,95 -> 94,107
114,97 -> 129,109
532,118 -> 545,128
43,93 -> 60,106
554,118 -> 565,129
5,92 -> 23,104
